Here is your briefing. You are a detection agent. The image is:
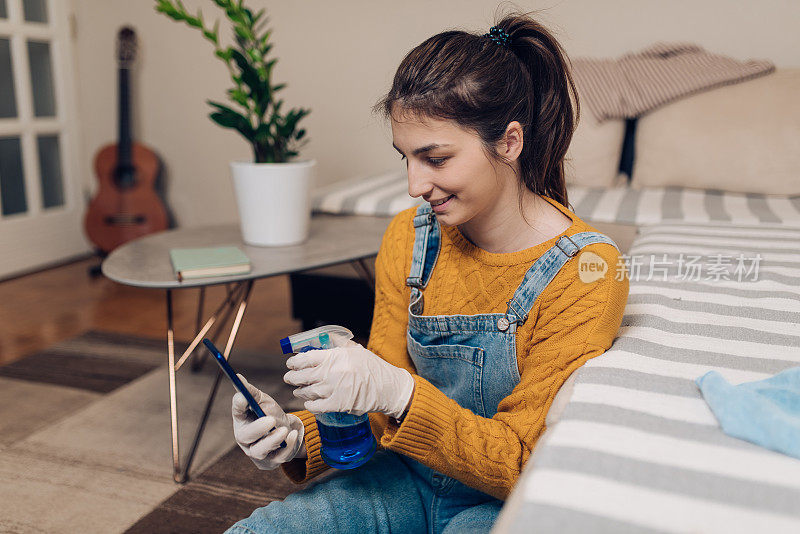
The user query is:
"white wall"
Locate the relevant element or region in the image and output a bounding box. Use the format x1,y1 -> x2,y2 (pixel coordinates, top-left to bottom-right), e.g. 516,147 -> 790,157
72,0 -> 800,228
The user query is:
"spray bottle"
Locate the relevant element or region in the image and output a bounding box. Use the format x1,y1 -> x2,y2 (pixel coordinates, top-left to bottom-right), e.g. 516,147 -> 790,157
279,325 -> 377,469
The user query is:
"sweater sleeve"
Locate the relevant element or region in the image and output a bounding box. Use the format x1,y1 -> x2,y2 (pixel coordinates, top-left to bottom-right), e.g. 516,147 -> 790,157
281,210 -> 413,484
379,242 -> 630,500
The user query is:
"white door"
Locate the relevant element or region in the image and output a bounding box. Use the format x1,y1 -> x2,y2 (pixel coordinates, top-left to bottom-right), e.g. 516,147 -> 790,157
0,0 -> 88,280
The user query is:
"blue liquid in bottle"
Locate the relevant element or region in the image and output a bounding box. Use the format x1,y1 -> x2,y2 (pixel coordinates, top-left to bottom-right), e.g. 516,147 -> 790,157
283,329 -> 377,469
315,412 -> 376,470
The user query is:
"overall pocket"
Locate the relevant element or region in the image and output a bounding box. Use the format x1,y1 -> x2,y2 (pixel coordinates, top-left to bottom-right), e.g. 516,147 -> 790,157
406,330 -> 487,417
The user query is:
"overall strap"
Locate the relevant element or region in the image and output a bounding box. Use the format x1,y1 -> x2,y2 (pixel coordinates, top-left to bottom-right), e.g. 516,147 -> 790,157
500,232 -> 620,332
406,202 -> 441,292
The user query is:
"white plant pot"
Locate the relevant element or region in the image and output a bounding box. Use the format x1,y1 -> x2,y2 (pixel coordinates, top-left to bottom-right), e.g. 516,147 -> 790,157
230,159 -> 316,247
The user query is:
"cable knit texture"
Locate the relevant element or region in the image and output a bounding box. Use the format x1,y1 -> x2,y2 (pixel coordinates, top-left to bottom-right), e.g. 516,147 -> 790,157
282,195 -> 629,499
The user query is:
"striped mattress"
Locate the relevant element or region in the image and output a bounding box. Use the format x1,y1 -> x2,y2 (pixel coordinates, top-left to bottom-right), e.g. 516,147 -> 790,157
311,171 -> 800,227
494,222 -> 800,533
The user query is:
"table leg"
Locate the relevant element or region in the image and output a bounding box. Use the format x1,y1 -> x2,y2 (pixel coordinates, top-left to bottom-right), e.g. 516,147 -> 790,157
189,284 -> 242,372
165,280 -> 254,484
350,257 -> 375,294
166,289 -> 181,482
189,287 -> 206,372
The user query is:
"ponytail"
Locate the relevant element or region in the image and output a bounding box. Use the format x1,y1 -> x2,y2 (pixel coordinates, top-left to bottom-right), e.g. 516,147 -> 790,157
372,6 -> 581,221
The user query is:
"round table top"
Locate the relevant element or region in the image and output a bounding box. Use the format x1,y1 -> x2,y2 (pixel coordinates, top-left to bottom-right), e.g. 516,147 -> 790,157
101,214 -> 392,289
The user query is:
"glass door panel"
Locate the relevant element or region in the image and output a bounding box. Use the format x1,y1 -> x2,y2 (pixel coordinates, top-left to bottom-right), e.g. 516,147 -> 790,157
0,136 -> 27,216
36,133 -> 63,208
0,38 -> 17,118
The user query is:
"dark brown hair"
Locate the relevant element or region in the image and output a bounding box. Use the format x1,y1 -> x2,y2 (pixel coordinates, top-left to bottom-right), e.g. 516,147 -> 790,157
372,6 -> 580,223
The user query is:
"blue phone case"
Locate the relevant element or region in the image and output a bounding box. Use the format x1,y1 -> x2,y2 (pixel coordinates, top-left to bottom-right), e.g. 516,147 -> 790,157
203,339 -> 287,448
203,339 -> 266,418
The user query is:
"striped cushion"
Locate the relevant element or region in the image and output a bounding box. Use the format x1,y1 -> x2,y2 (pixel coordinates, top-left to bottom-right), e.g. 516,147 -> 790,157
497,223 -> 800,533
312,173 -> 800,227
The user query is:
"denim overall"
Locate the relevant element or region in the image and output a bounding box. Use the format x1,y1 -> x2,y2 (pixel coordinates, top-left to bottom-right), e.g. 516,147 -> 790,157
226,201 -> 619,534
399,202 -> 620,531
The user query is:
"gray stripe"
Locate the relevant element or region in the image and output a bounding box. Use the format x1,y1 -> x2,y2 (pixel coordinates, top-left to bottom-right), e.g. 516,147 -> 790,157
312,173 -> 400,210
535,446 -> 800,518
579,367 -> 703,398
340,175 -> 403,213
561,403 -> 765,452
633,232 -> 800,245
629,238 -> 800,255
634,223 -> 800,237
746,192 -> 783,223
622,312 -> 800,348
507,502 -> 668,534
623,263 -> 799,287
630,276 -> 800,302
573,187 -> 605,221
611,336 -> 796,374
704,189 -> 731,221
625,292 -> 800,324
615,187 -> 641,224
660,185 -> 684,220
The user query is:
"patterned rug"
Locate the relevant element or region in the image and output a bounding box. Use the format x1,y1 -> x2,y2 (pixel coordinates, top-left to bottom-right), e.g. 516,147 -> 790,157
0,330 -> 309,533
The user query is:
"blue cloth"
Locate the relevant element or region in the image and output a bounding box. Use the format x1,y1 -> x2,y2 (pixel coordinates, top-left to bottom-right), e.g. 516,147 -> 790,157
696,366 -> 800,460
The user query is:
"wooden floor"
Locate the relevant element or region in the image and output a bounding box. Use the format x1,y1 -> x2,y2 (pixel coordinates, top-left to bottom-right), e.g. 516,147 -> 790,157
0,256 -> 310,366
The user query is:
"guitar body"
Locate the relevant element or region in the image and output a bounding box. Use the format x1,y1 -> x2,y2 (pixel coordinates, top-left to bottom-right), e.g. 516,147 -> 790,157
84,142 -> 168,253
83,26 -> 169,254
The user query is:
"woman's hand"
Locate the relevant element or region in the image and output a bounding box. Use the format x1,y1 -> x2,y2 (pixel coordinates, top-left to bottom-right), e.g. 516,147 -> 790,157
231,374 -> 306,470
283,342 -> 415,420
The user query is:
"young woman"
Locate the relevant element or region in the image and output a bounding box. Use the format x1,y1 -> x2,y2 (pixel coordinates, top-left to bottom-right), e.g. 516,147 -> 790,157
226,11 -> 629,534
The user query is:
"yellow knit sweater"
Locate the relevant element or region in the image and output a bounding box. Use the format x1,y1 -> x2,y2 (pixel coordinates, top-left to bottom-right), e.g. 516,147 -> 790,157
282,195 -> 630,500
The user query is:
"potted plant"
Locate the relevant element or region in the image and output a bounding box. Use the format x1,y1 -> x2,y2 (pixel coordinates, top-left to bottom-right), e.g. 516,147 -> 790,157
155,0 -> 314,246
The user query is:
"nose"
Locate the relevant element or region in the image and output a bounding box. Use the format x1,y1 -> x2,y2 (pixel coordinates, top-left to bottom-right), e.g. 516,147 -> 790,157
406,162 -> 433,200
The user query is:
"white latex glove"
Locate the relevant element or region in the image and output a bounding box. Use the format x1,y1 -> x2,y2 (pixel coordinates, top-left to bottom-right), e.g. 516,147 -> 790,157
231,373 -> 306,470
283,340 -> 415,420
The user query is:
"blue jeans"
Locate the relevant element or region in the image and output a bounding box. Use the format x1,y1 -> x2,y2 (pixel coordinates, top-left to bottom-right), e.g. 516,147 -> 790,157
224,450 -> 502,534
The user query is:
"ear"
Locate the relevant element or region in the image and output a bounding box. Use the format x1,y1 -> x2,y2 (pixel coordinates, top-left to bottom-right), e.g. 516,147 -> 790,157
499,120 -> 524,162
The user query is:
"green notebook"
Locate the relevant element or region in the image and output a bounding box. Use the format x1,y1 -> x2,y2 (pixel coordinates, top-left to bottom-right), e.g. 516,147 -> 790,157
169,246 -> 251,281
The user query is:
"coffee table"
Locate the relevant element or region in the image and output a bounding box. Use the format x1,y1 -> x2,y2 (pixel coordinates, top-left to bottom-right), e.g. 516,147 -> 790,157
102,214 -> 391,483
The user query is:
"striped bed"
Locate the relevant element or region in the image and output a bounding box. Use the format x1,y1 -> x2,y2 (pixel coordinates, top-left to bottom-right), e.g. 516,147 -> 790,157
311,171 -> 800,227
494,222 -> 800,533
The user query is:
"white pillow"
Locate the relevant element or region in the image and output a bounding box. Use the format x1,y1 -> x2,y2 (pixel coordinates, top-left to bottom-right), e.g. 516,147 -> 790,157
565,110 -> 626,188
632,68 -> 800,195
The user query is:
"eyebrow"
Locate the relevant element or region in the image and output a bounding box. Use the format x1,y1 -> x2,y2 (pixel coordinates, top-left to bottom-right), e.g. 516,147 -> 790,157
392,143 -> 452,156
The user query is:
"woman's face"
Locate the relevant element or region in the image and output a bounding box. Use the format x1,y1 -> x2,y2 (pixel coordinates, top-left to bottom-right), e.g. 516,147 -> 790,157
390,109 -> 520,227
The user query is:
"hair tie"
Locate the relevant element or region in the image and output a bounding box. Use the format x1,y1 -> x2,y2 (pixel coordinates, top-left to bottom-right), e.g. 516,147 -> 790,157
483,26 -> 511,48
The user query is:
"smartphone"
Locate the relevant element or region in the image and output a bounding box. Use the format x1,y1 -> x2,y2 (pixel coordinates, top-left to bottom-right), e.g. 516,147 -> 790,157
203,339 -> 286,448
203,339 -> 267,418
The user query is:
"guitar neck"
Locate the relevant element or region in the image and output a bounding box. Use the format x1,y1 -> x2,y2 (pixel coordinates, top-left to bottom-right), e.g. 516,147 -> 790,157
118,66 -> 132,166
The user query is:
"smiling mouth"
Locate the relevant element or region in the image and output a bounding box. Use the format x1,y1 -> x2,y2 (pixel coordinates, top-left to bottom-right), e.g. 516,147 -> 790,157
430,195 -> 454,206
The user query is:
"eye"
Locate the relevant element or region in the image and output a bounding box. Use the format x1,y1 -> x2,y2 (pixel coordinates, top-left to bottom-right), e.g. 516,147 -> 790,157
428,157 -> 447,167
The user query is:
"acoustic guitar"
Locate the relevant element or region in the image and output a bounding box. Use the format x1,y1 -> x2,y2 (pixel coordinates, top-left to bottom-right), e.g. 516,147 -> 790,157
84,26 -> 168,254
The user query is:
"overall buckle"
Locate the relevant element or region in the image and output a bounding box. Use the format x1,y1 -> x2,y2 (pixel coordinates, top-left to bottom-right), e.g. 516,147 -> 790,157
555,234 -> 579,258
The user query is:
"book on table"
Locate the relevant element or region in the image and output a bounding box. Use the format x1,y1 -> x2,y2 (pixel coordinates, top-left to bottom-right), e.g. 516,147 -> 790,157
169,246 -> 251,281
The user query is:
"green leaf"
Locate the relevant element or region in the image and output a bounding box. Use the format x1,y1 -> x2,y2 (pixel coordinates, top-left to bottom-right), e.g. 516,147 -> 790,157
209,109 -> 254,140
227,88 -> 249,107
233,25 -> 249,41
230,49 -> 264,102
